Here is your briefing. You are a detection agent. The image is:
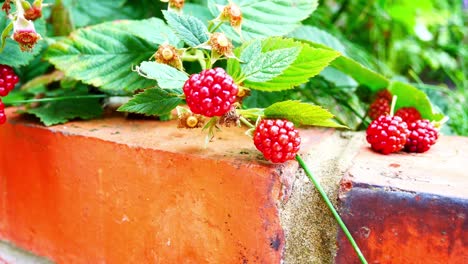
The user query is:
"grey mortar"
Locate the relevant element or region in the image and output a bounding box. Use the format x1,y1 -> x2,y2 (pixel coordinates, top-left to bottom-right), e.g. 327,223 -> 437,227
280,131 -> 365,263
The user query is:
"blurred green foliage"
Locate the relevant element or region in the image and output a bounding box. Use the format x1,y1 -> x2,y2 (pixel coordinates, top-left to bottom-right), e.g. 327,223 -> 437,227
301,0 -> 468,135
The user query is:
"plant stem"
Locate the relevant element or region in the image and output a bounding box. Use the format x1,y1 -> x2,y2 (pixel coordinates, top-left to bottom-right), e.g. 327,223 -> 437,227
390,95 -> 397,116
295,154 -> 368,264
5,94 -> 107,104
14,0 -> 25,15
239,116 -> 255,129
210,21 -> 223,33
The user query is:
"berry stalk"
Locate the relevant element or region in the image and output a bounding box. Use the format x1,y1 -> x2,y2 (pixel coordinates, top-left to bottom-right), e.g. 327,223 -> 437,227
296,154 -> 368,264
3,94 -> 107,105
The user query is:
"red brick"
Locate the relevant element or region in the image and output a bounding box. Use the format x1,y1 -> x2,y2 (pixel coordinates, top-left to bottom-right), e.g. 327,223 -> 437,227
337,136 -> 468,263
0,108 -> 332,263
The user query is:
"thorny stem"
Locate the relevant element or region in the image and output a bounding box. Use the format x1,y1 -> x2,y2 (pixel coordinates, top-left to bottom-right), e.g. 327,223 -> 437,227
296,155 -> 368,264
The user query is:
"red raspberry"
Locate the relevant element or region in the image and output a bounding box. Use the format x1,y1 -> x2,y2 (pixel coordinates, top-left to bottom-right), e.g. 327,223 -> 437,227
183,68 -> 238,117
0,64 -> 19,97
404,119 -> 438,153
254,119 -> 301,163
0,98 -> 6,125
368,98 -> 390,120
395,107 -> 422,125
366,115 -> 409,154
375,89 -> 392,101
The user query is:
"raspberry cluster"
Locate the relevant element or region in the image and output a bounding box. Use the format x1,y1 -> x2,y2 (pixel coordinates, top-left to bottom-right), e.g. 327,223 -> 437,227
183,68 -> 238,117
366,115 -> 409,154
0,65 -> 19,124
405,120 -> 439,153
0,65 -> 19,97
254,119 -> 301,163
366,104 -> 439,154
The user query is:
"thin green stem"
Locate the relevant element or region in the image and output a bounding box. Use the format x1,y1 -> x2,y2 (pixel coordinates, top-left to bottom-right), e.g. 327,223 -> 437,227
5,94 -> 107,104
239,116 -> 255,129
210,21 -> 223,33
296,155 -> 368,264
390,95 -> 397,116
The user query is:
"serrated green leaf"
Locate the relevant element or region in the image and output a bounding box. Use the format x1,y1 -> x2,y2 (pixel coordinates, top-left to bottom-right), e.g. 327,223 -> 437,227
21,98 -> 103,126
208,0 -> 318,42
229,37 -> 340,91
137,62 -> 188,89
290,26 -> 389,90
264,100 -> 347,128
44,18 -> 179,94
238,39 -> 301,83
388,81 -> 444,121
183,3 -> 214,25
121,17 -> 182,47
163,10 -> 209,47
117,88 -> 183,116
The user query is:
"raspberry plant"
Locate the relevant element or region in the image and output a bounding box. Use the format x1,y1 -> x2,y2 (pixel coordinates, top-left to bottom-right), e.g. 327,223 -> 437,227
0,1 -> 452,263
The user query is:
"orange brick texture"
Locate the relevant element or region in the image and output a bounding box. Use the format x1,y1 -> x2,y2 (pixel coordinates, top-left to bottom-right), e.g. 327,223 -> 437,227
0,108 -> 327,263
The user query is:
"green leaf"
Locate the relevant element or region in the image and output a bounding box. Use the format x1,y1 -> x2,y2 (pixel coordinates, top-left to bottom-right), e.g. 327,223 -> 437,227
117,88 -> 183,116
183,3 -> 214,25
319,67 -> 358,88
22,98 -> 103,126
62,0 -> 134,27
264,100 -> 347,128
331,57 -> 389,91
238,39 -> 301,83
137,62 -> 188,89
242,90 -> 294,108
290,26 -> 389,91
45,18 -> 179,94
229,37 -> 340,91
290,25 -> 347,55
208,0 -> 318,42
388,81 -> 444,121
0,13 -> 47,67
162,10 -> 209,47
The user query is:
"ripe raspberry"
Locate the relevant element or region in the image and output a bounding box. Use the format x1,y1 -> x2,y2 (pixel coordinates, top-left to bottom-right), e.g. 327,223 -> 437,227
368,98 -> 390,120
404,119 -> 438,153
366,115 -> 409,154
395,107 -> 422,125
0,98 -> 6,124
183,68 -> 238,117
254,119 -> 301,163
0,64 -> 19,97
375,89 -> 392,101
